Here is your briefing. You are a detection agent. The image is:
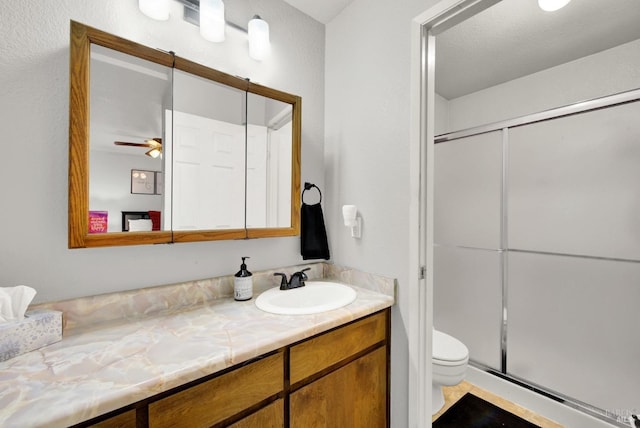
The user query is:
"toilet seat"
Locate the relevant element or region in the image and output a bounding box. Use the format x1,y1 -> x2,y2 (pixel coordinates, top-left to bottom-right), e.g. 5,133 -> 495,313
433,329 -> 468,364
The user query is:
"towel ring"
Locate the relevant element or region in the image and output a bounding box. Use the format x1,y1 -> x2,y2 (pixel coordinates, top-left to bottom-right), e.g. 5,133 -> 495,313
302,182 -> 322,204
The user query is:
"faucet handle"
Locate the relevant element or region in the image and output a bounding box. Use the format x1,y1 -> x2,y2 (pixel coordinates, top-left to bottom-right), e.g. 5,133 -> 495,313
290,267 -> 311,289
274,273 -> 288,289
298,267 -> 310,280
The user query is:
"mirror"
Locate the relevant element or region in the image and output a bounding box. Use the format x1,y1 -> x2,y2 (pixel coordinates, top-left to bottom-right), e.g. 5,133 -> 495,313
89,44 -> 171,234
246,92 -> 293,231
169,69 -> 246,236
69,21 -> 301,248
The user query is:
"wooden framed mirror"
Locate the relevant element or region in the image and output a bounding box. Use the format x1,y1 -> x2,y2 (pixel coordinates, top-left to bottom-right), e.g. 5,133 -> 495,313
69,21 -> 301,248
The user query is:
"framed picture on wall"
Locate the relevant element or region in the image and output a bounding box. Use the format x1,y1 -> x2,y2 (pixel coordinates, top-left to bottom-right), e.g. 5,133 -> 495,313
131,169 -> 156,195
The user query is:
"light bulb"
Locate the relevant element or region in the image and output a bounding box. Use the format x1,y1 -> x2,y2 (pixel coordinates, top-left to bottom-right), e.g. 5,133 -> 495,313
138,0 -> 170,21
146,148 -> 162,158
538,0 -> 571,12
248,15 -> 271,61
200,0 -> 226,42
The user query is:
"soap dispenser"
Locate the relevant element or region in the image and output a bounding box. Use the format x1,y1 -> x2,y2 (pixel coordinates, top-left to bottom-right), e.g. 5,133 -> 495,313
234,257 -> 253,301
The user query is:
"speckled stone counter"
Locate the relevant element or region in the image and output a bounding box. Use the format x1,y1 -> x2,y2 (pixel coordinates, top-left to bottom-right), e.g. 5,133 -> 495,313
0,263 -> 395,427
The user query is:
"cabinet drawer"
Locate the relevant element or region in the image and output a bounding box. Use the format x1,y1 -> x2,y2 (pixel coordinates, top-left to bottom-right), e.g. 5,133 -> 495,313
290,311 -> 387,385
149,352 -> 283,428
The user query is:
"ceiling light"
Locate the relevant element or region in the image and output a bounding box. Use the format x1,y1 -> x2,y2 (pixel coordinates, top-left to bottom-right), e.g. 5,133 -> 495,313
248,15 -> 271,61
200,0 -> 226,42
538,0 -> 571,12
138,0 -> 170,20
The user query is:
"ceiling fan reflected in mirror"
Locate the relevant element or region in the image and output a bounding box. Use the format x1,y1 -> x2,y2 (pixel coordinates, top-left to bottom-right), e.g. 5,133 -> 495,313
114,138 -> 162,158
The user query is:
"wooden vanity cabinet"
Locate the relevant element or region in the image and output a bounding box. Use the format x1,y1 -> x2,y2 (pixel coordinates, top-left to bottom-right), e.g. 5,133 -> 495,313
290,347 -> 387,427
148,352 -> 283,428
81,352 -> 284,428
80,309 -> 389,428
289,310 -> 389,427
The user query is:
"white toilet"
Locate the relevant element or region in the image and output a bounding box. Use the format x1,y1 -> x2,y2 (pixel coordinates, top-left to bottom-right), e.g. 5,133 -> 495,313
432,329 -> 469,414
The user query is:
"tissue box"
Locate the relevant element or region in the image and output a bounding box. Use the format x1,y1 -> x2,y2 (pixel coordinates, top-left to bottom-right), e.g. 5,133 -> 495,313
0,309 -> 62,362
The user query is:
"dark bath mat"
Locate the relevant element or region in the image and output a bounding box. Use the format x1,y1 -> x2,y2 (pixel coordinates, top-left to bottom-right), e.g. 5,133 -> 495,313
433,393 -> 541,428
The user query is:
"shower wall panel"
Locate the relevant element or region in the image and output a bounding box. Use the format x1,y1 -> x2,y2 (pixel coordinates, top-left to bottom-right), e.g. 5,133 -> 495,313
507,251 -> 640,412
435,131 -> 502,250
508,101 -> 640,260
434,246 -> 503,369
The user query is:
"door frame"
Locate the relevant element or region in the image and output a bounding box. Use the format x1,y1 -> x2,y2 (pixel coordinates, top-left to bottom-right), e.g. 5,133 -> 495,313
408,1 -> 500,426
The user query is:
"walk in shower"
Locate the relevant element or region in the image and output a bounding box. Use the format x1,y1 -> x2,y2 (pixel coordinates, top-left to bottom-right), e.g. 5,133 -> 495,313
433,90 -> 640,426
428,1 -> 640,425
420,0 -> 640,424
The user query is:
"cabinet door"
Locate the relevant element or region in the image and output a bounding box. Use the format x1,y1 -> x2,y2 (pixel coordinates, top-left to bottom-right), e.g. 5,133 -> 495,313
290,347 -> 387,428
228,399 -> 284,428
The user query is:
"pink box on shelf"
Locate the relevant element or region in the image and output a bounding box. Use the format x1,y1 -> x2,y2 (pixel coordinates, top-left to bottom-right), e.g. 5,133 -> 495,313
88,211 -> 108,233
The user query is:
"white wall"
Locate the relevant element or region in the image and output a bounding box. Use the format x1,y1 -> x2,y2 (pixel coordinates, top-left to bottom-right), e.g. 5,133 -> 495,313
325,1 -> 439,426
0,0 -> 324,303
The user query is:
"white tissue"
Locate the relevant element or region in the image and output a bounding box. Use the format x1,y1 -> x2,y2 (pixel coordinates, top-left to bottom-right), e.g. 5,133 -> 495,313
0,285 -> 37,323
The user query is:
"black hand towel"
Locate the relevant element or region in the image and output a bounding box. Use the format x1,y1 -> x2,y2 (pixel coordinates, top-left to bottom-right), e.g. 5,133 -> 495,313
301,183 -> 330,260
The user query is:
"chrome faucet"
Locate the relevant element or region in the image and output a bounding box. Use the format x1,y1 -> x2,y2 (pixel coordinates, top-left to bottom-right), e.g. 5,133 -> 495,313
274,268 -> 310,290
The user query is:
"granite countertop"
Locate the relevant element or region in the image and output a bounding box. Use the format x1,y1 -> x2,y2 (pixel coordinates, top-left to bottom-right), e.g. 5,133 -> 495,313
0,266 -> 394,428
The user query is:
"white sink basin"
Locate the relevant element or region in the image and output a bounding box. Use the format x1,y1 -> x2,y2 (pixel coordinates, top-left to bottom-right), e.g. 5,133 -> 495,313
255,281 -> 357,315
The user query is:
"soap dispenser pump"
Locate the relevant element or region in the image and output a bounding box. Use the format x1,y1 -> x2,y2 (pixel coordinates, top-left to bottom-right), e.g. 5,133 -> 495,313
234,257 -> 253,301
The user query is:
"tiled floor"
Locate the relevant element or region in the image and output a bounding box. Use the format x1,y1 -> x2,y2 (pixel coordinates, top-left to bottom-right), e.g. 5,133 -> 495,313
432,381 -> 565,427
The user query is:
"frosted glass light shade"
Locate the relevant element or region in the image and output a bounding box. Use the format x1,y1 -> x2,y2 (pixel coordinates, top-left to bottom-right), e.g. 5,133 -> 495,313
138,0 -> 170,20
538,0 -> 571,12
200,0 -> 226,42
248,15 -> 271,61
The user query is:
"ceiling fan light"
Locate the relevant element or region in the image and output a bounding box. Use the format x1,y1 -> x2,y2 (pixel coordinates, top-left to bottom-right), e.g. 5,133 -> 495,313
248,15 -> 271,61
138,0 -> 170,21
538,0 -> 571,12
146,148 -> 162,158
200,0 -> 226,42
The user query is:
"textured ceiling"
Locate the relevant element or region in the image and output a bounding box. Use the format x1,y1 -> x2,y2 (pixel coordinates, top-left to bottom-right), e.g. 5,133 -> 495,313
284,0 -> 640,99
435,0 -> 640,99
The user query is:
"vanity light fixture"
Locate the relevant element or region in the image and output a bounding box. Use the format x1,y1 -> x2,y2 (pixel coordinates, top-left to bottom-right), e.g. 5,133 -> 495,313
538,0 -> 571,12
248,15 -> 271,61
199,0 -> 225,42
342,205 -> 362,239
138,0 -> 271,61
138,0 -> 170,20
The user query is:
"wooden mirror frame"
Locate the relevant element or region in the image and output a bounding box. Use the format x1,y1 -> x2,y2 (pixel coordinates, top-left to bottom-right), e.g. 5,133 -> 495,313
69,21 -> 301,248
